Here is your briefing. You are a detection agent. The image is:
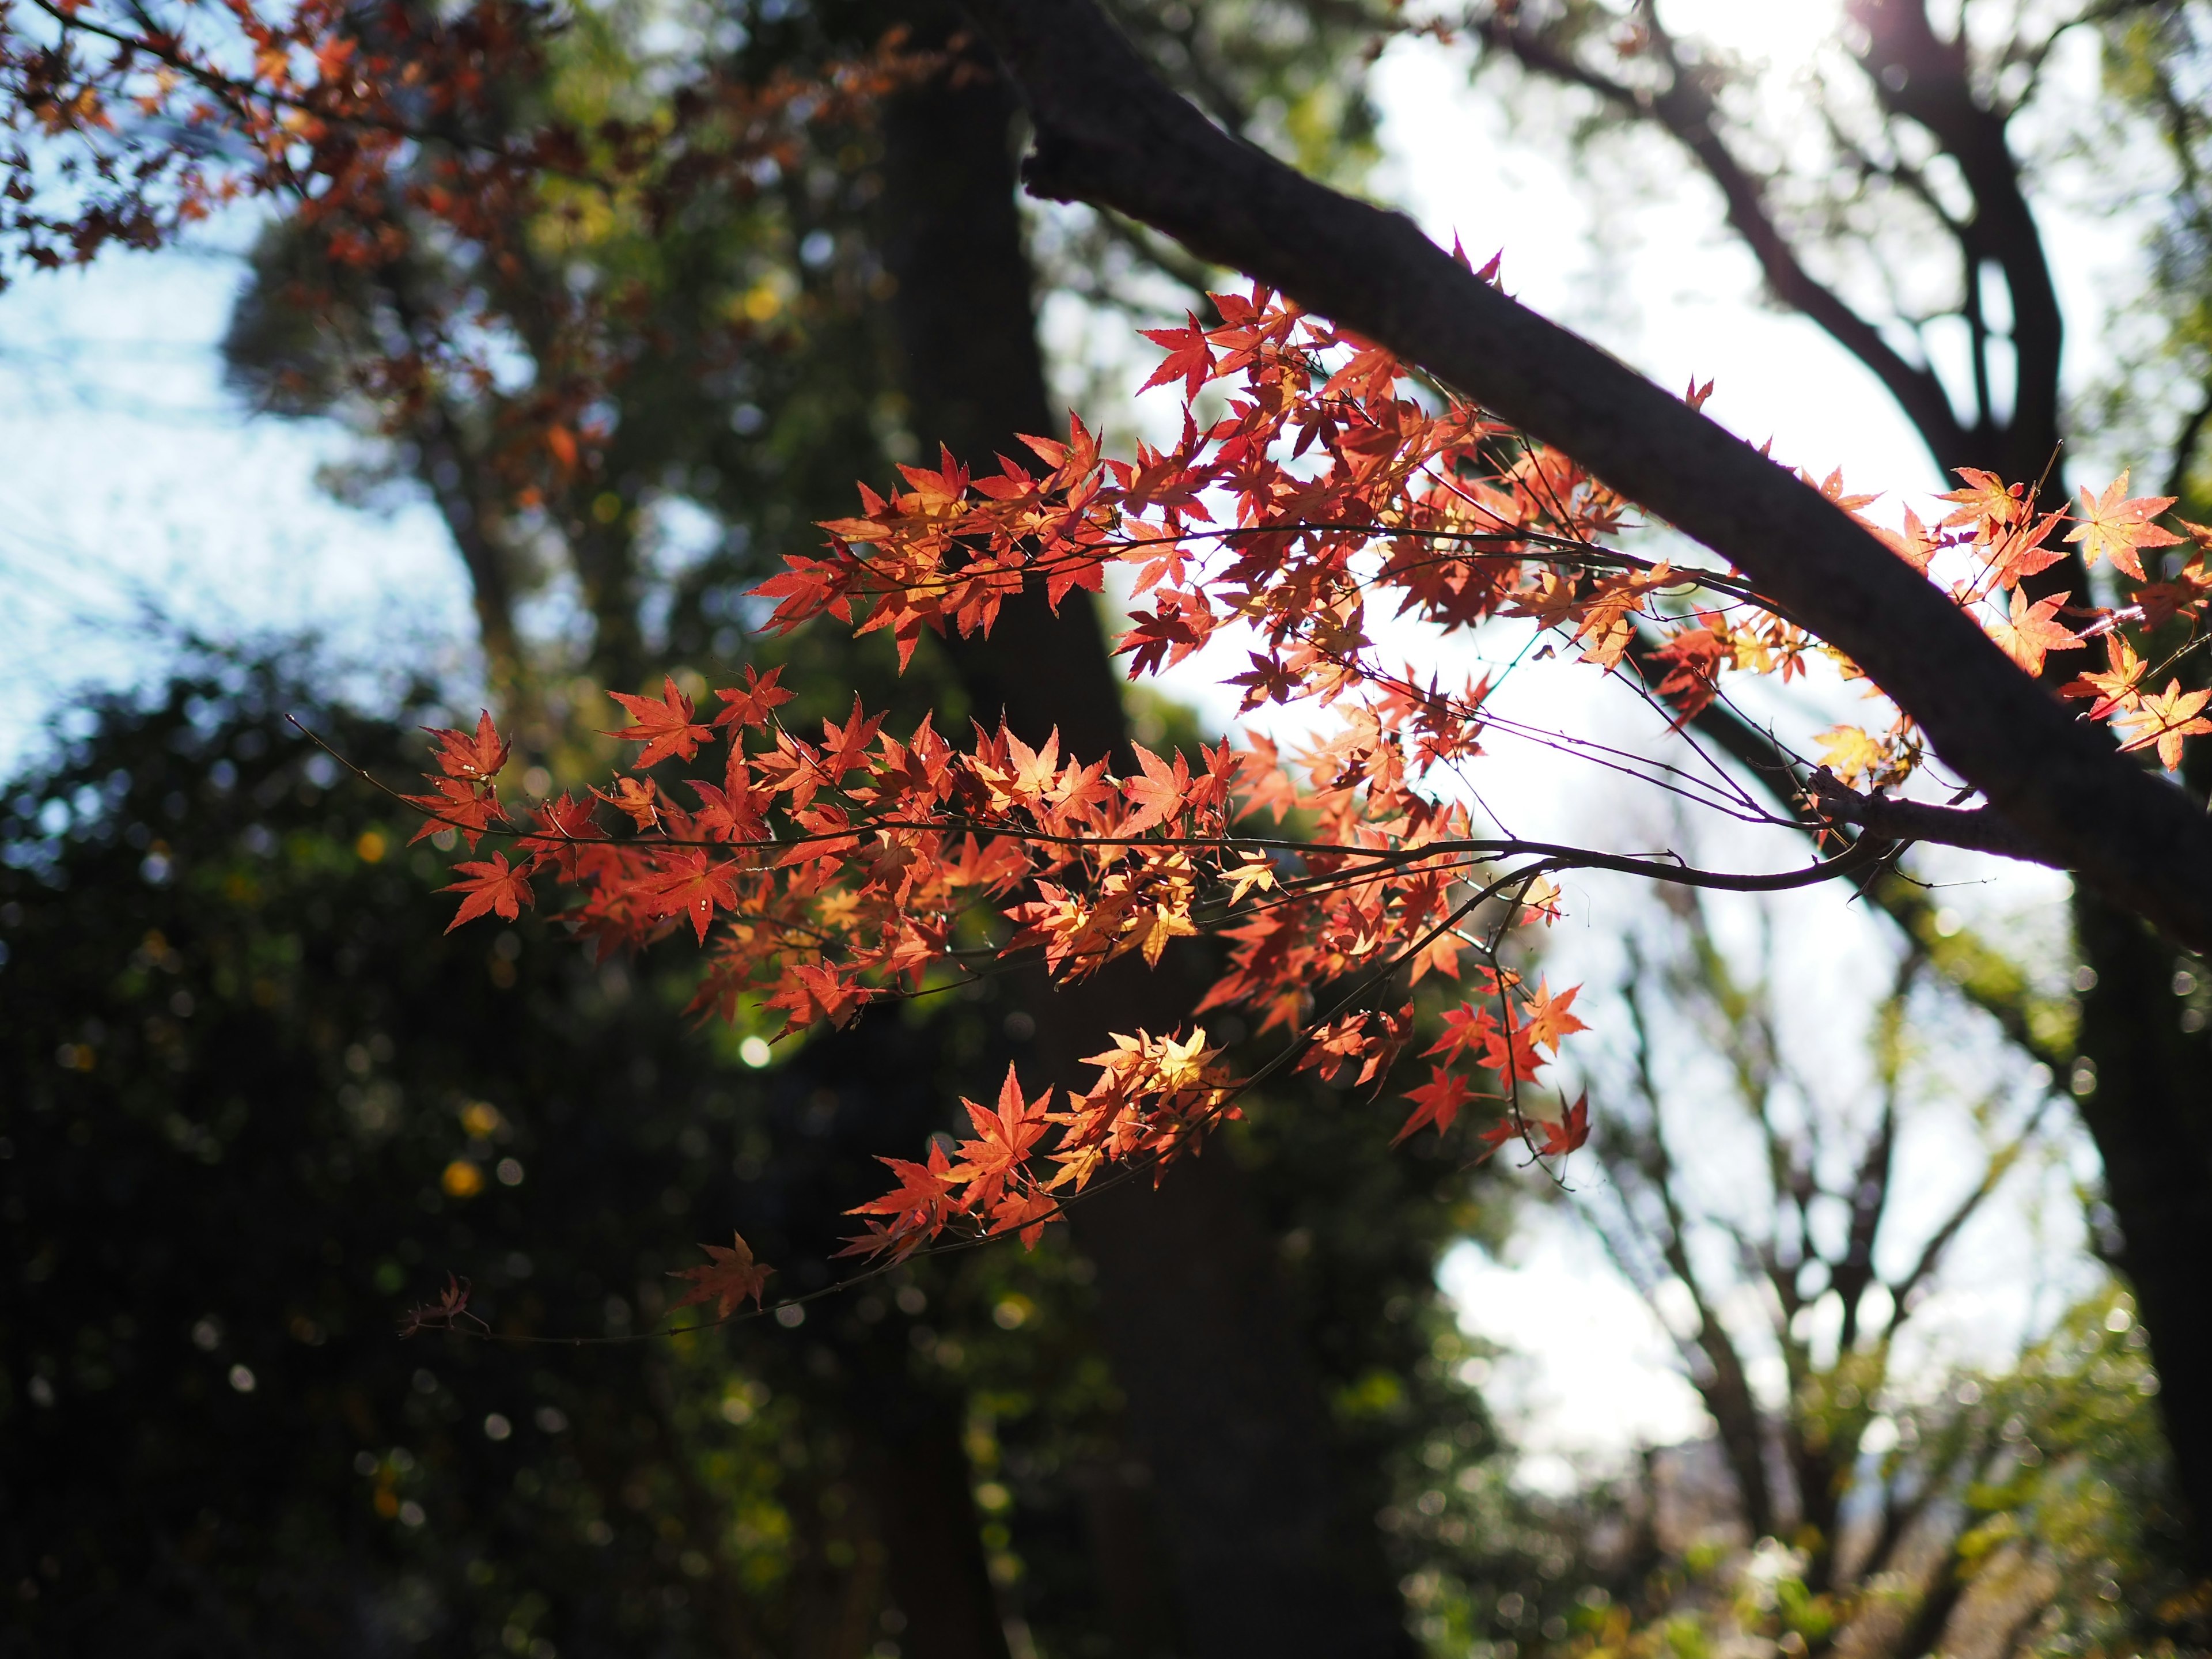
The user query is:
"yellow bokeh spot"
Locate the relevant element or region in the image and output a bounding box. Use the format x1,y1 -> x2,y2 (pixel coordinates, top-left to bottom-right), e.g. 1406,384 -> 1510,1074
355,830 -> 387,863
741,285 -> 782,323
460,1101 -> 502,1139
591,491 -> 623,524
441,1160 -> 485,1199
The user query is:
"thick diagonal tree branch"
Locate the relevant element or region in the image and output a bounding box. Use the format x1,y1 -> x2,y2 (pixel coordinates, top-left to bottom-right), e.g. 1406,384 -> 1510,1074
958,0 -> 2212,952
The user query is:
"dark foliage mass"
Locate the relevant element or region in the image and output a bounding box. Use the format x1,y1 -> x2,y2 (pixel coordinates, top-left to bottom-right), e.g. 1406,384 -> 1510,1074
2,660 -> 801,1654
0,658 -> 1535,1656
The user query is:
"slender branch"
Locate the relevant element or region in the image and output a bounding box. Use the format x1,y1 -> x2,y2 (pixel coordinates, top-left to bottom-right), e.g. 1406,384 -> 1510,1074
1475,15 -> 1973,462
1881,1088 -> 2059,1338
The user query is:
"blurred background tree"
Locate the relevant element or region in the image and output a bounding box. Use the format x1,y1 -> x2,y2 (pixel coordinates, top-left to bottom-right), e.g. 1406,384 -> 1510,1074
1536,887 -> 2203,1653
1462,0 -> 2212,1571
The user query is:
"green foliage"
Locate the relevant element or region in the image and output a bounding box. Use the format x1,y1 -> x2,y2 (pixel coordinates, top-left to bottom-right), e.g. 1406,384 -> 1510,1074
1948,1289 -> 2205,1653
1507,1284 -> 2206,1659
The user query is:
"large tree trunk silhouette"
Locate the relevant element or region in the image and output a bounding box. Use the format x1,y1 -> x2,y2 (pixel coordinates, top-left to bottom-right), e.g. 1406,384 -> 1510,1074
870,26 -> 1416,1656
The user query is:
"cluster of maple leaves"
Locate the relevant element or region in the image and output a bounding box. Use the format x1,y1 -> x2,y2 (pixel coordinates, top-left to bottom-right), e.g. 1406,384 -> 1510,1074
5,0 -> 546,270
1,0 -> 927,263
403,282 -> 2207,1306
2,0 -> 930,495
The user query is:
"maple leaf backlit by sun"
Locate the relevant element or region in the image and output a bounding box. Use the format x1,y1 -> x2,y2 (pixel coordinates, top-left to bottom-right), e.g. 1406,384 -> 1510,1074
2066,472 -> 2183,582
606,676 -> 716,767
2119,680 -> 2212,772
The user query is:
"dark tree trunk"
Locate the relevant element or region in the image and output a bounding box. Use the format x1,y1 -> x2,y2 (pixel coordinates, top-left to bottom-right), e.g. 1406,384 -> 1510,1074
870,27 -> 1415,1655
2071,897 -> 2212,1566
857,1383 -> 1016,1659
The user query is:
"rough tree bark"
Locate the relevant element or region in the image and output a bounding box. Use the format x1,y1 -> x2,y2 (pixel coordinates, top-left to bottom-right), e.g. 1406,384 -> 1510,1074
872,21 -> 1417,1654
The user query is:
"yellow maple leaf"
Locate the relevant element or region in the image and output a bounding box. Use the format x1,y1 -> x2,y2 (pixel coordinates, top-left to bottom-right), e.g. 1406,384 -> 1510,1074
1816,725 -> 1889,787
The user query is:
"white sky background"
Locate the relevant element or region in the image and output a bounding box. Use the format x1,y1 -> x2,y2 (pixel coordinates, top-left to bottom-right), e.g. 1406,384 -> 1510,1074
0,0 -> 2137,1471
1357,2 -> 2117,1471
0,245 -> 474,774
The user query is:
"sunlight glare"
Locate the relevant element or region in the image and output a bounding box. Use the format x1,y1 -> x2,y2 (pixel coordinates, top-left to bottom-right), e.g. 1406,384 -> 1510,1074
1659,0 -> 1844,70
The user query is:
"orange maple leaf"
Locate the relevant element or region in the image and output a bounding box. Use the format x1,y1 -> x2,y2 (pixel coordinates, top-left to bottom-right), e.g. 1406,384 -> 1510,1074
2066,472 -> 2183,582
1983,586 -> 2081,677
1121,743 -> 1190,835
1876,506 -> 1940,572
592,776 -> 661,830
1938,468 -> 2026,537
2060,634 -> 2146,720
1520,978 -> 1589,1053
2119,679 -> 2212,771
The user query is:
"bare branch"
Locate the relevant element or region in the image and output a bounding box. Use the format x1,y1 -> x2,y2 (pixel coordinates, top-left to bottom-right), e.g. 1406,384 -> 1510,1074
1806,769 -> 2054,865
1474,14 -> 1975,462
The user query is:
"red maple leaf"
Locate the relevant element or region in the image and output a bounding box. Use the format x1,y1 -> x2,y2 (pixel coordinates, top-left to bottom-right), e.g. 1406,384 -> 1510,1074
1423,1003 -> 1500,1069
819,696 -> 886,781
713,665 -> 795,731
403,774 -> 505,849
442,853 -> 535,931
607,676 -> 715,767
1534,1093 -> 1591,1157
424,711 -> 510,781
1138,312 -> 1214,401
1393,1065 -> 1478,1145
840,1143 -> 960,1261
646,850 -> 740,944
950,1064 -> 1055,1213
667,1232 -> 774,1319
